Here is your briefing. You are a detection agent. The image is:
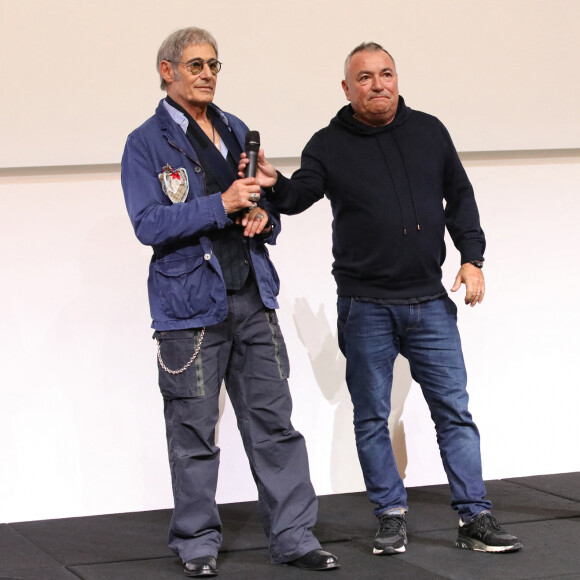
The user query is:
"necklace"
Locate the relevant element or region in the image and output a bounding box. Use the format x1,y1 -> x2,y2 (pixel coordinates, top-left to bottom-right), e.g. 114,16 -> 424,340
209,121 -> 220,149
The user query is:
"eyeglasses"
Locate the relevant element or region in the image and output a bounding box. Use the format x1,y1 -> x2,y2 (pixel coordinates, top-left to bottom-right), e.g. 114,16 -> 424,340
174,58 -> 222,75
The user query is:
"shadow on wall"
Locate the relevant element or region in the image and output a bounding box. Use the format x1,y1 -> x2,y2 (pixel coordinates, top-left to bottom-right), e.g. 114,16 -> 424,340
292,298 -> 413,493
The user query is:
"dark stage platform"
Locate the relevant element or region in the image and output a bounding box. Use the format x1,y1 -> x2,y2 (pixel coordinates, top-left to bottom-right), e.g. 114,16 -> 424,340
2,472 -> 580,579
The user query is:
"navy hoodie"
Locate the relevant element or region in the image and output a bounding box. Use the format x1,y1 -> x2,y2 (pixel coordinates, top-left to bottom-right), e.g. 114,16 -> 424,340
269,96 -> 485,301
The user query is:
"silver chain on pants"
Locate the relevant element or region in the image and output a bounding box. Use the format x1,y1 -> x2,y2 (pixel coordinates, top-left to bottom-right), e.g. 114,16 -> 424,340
156,327 -> 206,375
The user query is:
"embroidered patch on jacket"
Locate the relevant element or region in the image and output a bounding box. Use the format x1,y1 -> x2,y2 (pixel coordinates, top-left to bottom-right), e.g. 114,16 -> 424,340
158,164 -> 189,203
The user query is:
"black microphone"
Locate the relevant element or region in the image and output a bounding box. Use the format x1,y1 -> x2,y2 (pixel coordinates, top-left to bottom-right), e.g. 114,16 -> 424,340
244,131 -> 260,178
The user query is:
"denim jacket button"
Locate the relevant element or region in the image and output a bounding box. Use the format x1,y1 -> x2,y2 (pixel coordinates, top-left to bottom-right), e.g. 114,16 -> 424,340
194,166 -> 202,173
204,253 -> 211,261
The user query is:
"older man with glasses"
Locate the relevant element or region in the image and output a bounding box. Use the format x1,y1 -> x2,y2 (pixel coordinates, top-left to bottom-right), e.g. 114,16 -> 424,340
121,27 -> 339,577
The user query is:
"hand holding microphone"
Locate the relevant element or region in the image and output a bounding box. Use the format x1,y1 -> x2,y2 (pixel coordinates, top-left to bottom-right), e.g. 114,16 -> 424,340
239,130 -> 273,237
221,130 -> 262,215
221,131 -> 275,237
244,131 -> 261,209
238,132 -> 278,189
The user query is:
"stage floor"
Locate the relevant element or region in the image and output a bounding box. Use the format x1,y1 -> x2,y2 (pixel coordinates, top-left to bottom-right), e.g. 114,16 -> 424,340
2,472 -> 579,579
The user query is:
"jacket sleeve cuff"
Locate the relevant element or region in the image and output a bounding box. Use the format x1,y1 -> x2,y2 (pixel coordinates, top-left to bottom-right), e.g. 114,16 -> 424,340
209,192 -> 230,228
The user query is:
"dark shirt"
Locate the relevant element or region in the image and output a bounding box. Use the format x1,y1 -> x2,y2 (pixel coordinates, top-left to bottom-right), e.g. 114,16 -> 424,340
204,153 -> 251,292
165,97 -> 251,292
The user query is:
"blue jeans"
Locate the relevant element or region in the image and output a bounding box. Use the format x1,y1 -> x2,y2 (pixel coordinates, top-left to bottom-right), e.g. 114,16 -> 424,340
337,296 -> 492,522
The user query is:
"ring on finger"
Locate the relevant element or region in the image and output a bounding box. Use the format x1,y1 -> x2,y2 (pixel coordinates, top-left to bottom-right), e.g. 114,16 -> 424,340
249,192 -> 260,202
249,202 -> 257,209
256,213 -> 264,221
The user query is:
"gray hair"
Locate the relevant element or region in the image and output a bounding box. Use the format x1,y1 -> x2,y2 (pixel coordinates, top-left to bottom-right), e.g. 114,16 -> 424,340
344,42 -> 395,78
157,27 -> 219,90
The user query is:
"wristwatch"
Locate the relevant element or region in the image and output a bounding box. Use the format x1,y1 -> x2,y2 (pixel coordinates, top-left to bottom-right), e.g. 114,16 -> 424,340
468,260 -> 484,269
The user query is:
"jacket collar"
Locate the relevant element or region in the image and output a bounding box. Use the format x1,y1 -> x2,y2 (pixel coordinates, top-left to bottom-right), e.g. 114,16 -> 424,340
155,99 -> 230,133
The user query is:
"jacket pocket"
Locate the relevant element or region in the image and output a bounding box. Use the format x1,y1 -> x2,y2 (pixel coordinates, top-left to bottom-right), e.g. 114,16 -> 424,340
154,253 -> 214,320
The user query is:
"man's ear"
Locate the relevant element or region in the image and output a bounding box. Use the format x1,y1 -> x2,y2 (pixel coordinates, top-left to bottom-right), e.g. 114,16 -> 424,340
160,60 -> 175,86
341,79 -> 351,102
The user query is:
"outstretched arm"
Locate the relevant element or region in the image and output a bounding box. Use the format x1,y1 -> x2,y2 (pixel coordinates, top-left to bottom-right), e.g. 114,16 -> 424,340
240,135 -> 327,216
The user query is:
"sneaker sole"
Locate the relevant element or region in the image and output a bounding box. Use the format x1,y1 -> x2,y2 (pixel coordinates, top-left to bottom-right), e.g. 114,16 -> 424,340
373,545 -> 406,555
456,539 -> 523,553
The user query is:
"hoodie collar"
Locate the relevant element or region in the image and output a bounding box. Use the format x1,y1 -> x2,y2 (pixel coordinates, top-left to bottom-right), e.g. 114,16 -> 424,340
331,95 -> 410,135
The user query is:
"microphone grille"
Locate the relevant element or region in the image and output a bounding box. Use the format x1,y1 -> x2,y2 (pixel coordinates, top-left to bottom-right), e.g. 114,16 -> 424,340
245,130 -> 260,152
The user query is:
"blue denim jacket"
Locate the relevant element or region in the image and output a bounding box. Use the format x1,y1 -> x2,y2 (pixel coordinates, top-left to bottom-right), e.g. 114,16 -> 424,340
121,100 -> 281,330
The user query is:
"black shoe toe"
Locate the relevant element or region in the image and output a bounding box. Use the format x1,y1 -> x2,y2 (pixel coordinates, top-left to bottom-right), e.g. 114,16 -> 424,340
184,555 -> 218,577
289,549 -> 340,571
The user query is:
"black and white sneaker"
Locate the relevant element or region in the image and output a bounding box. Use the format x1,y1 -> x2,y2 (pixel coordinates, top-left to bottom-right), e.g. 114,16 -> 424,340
373,513 -> 407,555
456,513 -> 523,553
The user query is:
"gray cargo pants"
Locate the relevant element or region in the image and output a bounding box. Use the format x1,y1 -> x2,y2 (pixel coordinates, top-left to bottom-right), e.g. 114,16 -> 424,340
153,278 -> 321,564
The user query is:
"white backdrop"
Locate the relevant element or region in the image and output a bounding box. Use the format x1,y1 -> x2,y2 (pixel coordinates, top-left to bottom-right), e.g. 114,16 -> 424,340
1,154 -> 579,523
1,0 -> 580,167
1,0 -> 579,524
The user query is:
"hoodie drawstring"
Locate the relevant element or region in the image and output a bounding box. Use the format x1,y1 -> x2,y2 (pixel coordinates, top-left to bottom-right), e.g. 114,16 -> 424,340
376,135 -> 419,236
392,134 -> 421,233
